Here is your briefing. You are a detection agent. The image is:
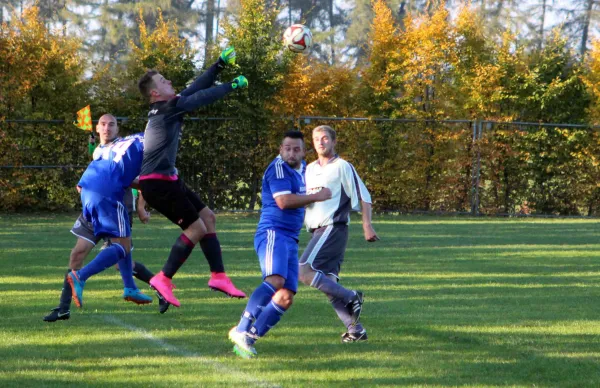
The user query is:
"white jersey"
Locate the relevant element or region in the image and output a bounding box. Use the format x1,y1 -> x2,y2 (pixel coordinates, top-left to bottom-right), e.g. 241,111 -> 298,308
304,155 -> 372,230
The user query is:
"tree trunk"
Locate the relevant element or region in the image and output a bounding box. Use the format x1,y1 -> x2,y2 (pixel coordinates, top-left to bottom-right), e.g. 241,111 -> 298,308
328,0 -> 335,65
580,0 -> 593,58
204,0 -> 215,62
538,0 -> 546,51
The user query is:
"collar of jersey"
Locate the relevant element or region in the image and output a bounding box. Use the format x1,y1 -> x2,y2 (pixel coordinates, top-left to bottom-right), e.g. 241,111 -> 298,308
99,137 -> 121,148
317,154 -> 339,166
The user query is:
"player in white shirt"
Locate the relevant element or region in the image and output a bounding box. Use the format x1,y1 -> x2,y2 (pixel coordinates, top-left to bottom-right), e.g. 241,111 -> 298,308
299,125 -> 379,343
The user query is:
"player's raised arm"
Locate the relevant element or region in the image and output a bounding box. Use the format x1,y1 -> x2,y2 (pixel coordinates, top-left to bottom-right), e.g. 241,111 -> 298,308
179,47 -> 236,96
175,75 -> 247,112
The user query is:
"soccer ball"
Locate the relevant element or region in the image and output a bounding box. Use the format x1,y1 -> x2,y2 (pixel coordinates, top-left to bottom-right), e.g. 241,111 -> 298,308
283,24 -> 312,54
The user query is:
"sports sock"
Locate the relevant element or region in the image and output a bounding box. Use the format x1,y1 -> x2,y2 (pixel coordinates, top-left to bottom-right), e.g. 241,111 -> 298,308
236,281 -> 276,333
133,261 -> 154,284
250,300 -> 287,339
328,294 -> 364,333
199,233 -> 225,273
162,234 -> 195,278
311,272 -> 356,304
58,269 -> 72,312
118,252 -> 137,289
78,244 -> 126,281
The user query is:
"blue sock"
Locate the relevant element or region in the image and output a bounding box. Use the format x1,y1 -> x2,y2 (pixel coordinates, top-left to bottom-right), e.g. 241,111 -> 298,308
250,300 -> 287,339
118,252 -> 137,289
78,244 -> 126,282
236,282 -> 276,333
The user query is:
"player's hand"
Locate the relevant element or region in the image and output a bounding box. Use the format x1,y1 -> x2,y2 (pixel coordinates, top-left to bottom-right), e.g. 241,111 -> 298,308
363,223 -> 380,242
313,187 -> 332,202
76,185 -> 82,193
138,209 -> 150,224
232,75 -> 248,89
220,46 -> 236,66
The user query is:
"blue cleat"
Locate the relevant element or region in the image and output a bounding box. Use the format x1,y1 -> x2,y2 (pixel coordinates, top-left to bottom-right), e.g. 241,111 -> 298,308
67,270 -> 85,308
123,288 -> 153,305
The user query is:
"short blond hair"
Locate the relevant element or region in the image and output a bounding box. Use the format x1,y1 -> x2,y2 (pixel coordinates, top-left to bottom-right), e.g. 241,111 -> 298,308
313,125 -> 336,141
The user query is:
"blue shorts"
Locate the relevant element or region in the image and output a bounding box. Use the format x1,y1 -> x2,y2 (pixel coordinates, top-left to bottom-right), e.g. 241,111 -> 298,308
81,191 -> 131,239
254,229 -> 299,293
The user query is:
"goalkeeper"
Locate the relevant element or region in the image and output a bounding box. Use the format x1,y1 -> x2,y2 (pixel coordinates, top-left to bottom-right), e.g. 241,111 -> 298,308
136,46 -> 248,308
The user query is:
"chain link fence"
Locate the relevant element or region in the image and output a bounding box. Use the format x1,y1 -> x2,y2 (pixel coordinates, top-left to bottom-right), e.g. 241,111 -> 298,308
2,117 -> 600,216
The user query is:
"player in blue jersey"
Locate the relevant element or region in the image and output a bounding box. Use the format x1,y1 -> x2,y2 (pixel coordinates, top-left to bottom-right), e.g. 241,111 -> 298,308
65,114 -> 153,309
43,115 -> 165,322
136,47 -> 247,307
228,130 -> 332,359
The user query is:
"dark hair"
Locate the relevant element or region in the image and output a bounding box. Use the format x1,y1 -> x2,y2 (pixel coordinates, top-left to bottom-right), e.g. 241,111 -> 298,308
138,70 -> 159,99
282,130 -> 304,143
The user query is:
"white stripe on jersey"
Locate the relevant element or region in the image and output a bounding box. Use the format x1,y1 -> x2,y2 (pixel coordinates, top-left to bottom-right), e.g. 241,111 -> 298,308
273,190 -> 291,198
118,202 -> 125,237
305,225 -> 333,265
266,229 -> 276,276
275,159 -> 284,179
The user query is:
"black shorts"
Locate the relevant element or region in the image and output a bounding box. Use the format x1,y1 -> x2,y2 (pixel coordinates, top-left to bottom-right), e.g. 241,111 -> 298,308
299,224 -> 349,279
140,177 -> 206,230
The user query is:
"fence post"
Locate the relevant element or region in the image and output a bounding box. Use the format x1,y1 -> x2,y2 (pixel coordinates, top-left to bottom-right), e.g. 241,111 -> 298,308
470,120 -> 482,215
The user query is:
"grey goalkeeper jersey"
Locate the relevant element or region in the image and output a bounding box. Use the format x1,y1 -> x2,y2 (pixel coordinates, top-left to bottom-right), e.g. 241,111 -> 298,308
140,61 -> 233,178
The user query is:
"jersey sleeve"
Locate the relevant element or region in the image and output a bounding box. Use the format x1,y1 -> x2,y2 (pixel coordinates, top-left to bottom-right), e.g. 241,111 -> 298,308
265,163 -> 292,198
175,83 -> 234,112
341,162 -> 372,211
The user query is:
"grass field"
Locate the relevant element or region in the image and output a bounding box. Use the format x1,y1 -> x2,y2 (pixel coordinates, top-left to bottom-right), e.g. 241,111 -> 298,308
2,213 -> 600,387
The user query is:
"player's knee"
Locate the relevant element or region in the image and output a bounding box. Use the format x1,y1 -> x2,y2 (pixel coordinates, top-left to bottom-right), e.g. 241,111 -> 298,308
200,208 -> 216,230
273,289 -> 294,309
298,265 -> 314,285
186,219 -> 207,243
265,275 -> 285,290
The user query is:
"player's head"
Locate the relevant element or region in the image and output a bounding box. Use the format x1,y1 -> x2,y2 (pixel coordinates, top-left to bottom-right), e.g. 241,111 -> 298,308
138,70 -> 175,103
312,125 -> 336,158
280,130 -> 305,169
96,114 -> 118,144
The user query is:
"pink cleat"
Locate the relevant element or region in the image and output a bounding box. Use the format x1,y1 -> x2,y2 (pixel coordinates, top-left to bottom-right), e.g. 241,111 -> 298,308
208,272 -> 246,298
149,271 -> 180,307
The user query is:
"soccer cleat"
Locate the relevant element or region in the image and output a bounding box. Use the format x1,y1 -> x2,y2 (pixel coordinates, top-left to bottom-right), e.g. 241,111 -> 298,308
149,271 -> 180,307
208,272 -> 246,298
156,290 -> 171,314
342,329 -> 368,343
347,290 -> 364,326
123,288 -> 153,305
228,326 -> 257,359
43,307 -> 70,322
67,270 -> 85,308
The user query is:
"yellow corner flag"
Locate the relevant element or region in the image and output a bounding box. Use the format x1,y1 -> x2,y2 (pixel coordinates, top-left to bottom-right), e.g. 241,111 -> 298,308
74,105 -> 92,131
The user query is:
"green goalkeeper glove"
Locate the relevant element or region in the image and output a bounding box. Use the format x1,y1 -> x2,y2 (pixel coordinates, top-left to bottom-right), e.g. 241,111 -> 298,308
220,46 -> 236,66
232,75 -> 248,90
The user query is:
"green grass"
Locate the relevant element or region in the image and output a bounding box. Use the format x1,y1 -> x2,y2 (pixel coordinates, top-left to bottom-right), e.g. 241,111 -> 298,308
1,213 -> 600,387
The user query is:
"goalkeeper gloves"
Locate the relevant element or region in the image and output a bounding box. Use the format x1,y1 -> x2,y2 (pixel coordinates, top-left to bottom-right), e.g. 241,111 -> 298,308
220,46 -> 236,66
232,75 -> 248,90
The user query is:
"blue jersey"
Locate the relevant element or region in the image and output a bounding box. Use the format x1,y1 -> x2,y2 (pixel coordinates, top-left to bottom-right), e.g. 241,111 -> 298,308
256,156 -> 306,239
78,135 -> 144,198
